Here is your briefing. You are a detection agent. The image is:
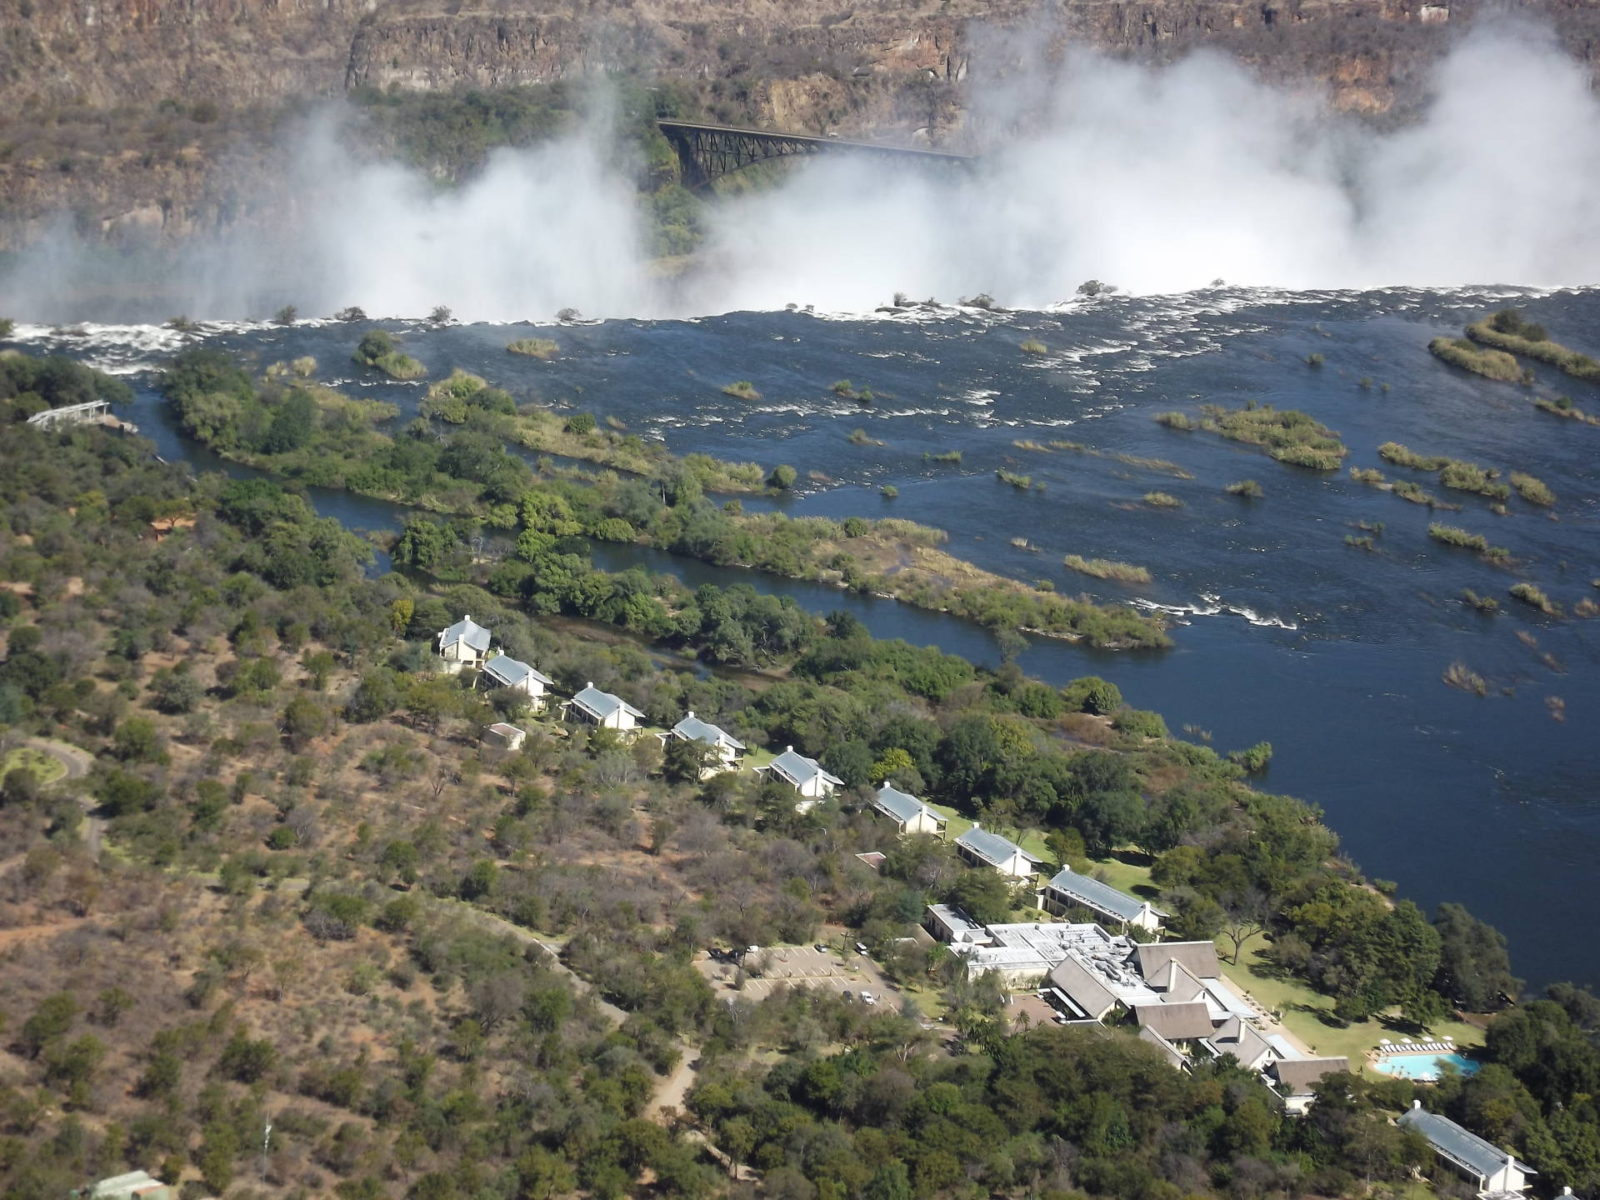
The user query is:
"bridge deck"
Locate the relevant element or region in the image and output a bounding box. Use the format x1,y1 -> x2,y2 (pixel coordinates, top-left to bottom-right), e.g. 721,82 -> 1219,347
657,121 -> 972,164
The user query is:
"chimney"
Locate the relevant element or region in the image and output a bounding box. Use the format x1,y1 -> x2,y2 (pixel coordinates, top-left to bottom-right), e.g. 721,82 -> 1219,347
786,745 -> 793,753
686,711 -> 694,719
586,681 -> 594,689
972,820 -> 981,830
1412,1099 -> 1422,1109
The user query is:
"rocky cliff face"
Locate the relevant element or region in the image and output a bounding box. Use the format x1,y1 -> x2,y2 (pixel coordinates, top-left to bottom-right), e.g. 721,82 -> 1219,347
2,0 -> 1598,247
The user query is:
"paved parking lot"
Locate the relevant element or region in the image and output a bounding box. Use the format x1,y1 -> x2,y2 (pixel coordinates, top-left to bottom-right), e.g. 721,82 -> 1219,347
696,944 -> 895,1004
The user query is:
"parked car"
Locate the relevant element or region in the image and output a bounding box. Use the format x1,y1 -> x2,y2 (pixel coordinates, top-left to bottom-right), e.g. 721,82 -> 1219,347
855,942 -> 868,955
859,990 -> 877,1006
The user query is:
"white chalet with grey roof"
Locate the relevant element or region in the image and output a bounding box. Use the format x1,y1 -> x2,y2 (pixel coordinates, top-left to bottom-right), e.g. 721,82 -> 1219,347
1399,1101 -> 1536,1197
659,712 -> 746,773
758,746 -> 842,812
564,682 -> 645,734
955,825 -> 1041,880
1042,866 -> 1167,933
480,653 -> 554,704
437,615 -> 493,670
870,782 -> 946,836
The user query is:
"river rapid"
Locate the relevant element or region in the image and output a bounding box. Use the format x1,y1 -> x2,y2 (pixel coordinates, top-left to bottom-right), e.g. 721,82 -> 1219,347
15,284 -> 1600,990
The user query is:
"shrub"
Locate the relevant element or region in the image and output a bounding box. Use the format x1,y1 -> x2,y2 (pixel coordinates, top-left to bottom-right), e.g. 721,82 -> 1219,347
1509,583 -> 1560,615
1306,352 -> 1325,367
1225,479 -> 1263,498
1442,662 -> 1488,696
722,380 -> 761,400
767,464 -> 797,489
1428,337 -> 1526,383
1019,339 -> 1047,355
880,485 -> 898,499
1143,491 -> 1183,508
507,337 -> 559,359
564,412 -> 597,435
1509,472 -> 1556,506
272,305 -> 298,326
1062,555 -> 1152,584
1061,676 -> 1122,715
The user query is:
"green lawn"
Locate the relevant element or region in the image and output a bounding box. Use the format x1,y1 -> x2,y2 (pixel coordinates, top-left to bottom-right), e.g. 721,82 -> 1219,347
0,746 -> 67,786
1219,940 -> 1483,1065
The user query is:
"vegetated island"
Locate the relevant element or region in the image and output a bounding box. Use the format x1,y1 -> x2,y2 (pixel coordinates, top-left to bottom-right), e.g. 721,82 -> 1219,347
506,337 -> 559,359
1379,442 -> 1556,507
162,349 -> 1169,649
1063,555 -> 1153,584
1156,403 -> 1348,470
1427,336 -> 1528,384
351,329 -> 427,380
1466,308 -> 1600,384
3,366 -> 1589,1200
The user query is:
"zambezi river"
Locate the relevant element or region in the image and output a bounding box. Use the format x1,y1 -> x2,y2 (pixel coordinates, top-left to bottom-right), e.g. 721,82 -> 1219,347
17,284 -> 1599,990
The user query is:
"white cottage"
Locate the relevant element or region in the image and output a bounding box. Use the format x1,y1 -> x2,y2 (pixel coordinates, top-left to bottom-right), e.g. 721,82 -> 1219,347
564,682 -> 645,735
1041,866 -> 1167,934
870,782 -> 947,837
1399,1101 -> 1536,1196
758,746 -> 843,813
437,615 -> 493,671
954,825 -> 1041,881
659,712 -> 746,774
480,653 -> 554,707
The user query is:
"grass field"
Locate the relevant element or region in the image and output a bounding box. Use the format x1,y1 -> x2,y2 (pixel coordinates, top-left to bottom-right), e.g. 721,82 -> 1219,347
0,746 -> 67,786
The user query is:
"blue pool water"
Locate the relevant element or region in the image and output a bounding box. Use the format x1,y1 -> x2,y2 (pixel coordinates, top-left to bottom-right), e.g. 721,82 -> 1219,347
1375,1052 -> 1480,1081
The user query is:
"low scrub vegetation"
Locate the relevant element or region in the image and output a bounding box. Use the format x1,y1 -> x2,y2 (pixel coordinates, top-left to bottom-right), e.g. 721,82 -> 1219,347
1143,491 -> 1183,508
1510,582 -> 1560,615
1468,310 -> 1600,383
1443,661 -> 1489,696
1428,336 -> 1529,384
1157,403 -> 1346,469
351,330 -> 426,380
1428,523 -> 1509,561
1225,479 -> 1263,498
506,337 -> 559,359
721,380 -> 761,400
1063,555 -> 1153,584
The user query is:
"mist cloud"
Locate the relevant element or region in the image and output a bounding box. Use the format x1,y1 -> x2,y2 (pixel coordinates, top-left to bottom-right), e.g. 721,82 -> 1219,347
4,17 -> 1598,323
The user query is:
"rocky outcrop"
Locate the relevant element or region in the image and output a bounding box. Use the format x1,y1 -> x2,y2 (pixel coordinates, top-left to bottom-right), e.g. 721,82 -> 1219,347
2,0 -> 1599,246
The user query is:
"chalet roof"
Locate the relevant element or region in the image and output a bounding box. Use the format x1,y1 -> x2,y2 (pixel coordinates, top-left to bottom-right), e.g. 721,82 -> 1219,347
872,782 -> 944,827
1399,1103 -> 1535,1182
1133,940 -> 1219,982
1045,866 -> 1165,923
569,683 -> 645,723
956,826 -> 1037,869
765,747 -> 842,790
1139,1024 -> 1189,1070
1149,958 -> 1209,1004
1133,1000 -> 1216,1041
1271,1056 -> 1350,1095
439,615 -> 492,653
669,712 -> 745,751
482,653 -> 553,689
1048,954 -> 1121,1019
1211,1015 -> 1276,1069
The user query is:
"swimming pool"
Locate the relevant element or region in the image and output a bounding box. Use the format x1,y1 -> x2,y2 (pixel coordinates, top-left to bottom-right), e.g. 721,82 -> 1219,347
1374,1052 -> 1480,1081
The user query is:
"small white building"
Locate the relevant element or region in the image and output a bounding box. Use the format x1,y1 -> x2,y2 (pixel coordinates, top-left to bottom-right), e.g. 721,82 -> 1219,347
954,825 -> 1041,881
1041,866 -> 1167,934
758,746 -> 843,813
870,782 -> 947,837
437,615 -> 493,671
564,682 -> 645,735
658,711 -> 746,774
480,653 -> 554,706
1399,1101 -> 1536,1196
482,722 -> 527,752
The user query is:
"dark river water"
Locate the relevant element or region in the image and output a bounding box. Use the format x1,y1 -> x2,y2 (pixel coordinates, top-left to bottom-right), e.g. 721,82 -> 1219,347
18,285 -> 1600,991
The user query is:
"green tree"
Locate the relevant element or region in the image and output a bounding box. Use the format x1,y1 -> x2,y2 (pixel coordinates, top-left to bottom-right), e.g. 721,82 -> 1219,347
945,869 -> 1014,925
768,464 -> 797,490
1061,675 -> 1122,715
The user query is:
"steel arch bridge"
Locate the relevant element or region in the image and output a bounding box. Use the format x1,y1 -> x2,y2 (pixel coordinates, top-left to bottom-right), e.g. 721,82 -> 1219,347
657,121 -> 973,193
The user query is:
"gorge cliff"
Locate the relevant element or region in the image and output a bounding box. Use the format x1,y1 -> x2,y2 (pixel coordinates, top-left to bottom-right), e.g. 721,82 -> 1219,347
2,0 -> 1598,250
